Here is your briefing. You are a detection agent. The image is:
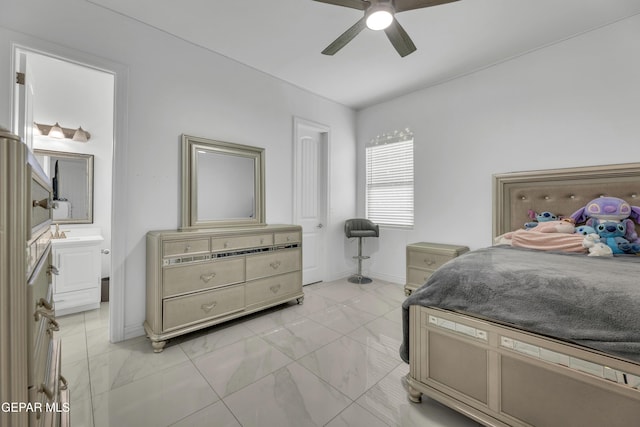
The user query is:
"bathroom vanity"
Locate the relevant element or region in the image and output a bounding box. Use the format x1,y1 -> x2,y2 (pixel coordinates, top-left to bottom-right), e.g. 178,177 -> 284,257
145,225 -> 303,352
51,228 -> 103,316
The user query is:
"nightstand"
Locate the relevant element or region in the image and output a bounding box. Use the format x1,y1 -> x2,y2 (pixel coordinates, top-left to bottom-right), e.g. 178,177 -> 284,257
405,242 -> 469,296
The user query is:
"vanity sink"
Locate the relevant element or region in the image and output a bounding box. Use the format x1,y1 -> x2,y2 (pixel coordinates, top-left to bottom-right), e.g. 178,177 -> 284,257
50,226 -> 104,246
51,235 -> 104,246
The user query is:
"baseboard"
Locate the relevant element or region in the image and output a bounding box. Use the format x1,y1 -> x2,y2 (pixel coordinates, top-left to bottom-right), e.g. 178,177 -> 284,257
368,271 -> 404,285
123,323 -> 146,341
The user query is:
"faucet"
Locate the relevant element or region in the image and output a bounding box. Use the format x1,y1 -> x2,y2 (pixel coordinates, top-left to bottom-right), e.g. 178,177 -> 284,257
52,224 -> 67,239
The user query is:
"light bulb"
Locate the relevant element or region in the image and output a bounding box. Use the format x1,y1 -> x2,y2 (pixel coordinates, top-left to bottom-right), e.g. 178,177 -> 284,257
366,10 -> 393,30
48,123 -> 65,139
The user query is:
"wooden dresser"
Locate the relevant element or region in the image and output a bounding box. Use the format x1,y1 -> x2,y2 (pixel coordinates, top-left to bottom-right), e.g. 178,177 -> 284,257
1,128 -> 68,427
145,224 -> 303,352
405,242 -> 469,296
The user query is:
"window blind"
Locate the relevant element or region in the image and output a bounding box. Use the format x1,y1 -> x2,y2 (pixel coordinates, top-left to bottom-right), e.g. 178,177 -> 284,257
366,138 -> 414,227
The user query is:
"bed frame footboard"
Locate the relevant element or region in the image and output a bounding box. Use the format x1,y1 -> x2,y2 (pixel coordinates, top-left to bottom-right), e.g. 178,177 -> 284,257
407,305 -> 640,427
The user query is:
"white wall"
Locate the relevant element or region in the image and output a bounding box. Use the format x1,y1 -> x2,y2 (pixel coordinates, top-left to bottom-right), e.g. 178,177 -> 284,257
357,14 -> 640,283
0,0 -> 357,339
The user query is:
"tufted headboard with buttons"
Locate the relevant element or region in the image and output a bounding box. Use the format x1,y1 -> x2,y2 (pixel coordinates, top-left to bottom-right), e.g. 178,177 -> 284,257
493,162 -> 640,238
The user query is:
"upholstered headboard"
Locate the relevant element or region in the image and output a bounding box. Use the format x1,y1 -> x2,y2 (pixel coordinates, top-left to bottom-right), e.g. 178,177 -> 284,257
493,163 -> 640,238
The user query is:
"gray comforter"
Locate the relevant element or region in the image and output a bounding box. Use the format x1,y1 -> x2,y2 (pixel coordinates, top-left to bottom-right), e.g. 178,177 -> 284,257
400,246 -> 640,364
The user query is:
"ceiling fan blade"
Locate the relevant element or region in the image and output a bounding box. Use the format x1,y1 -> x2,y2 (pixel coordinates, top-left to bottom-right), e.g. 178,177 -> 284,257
394,0 -> 460,13
384,19 -> 417,57
312,0 -> 369,10
322,17 -> 367,55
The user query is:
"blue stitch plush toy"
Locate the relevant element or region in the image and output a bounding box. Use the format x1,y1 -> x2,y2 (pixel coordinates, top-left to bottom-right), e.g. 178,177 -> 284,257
524,210 -> 558,229
593,220 -> 640,254
575,225 -> 596,236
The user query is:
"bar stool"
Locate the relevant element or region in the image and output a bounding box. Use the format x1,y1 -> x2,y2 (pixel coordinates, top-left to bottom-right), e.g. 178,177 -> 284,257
344,218 -> 379,284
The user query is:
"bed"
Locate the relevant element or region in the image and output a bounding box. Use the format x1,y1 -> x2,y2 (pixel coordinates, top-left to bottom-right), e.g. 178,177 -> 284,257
400,163 -> 640,427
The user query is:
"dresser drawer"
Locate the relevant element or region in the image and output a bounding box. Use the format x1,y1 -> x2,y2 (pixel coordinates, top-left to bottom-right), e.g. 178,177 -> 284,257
274,231 -> 301,245
32,337 -> 62,425
407,250 -> 453,270
163,238 -> 210,257
246,249 -> 301,281
163,257 -> 245,297
211,233 -> 273,252
30,173 -> 52,236
246,271 -> 302,306
163,284 -> 245,331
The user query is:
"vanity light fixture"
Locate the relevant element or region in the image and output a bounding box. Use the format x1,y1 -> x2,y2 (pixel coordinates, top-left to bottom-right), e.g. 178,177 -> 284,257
34,122 -> 91,142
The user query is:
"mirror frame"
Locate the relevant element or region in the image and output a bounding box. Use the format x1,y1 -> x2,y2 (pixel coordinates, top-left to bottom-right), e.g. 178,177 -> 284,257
181,134 -> 265,229
34,149 -> 94,224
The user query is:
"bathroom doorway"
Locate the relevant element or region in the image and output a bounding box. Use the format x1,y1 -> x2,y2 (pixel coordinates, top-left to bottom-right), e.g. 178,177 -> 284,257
12,43 -> 126,342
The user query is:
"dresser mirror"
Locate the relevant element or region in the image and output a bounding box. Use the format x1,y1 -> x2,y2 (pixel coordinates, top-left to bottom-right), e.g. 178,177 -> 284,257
34,149 -> 94,224
181,135 -> 265,229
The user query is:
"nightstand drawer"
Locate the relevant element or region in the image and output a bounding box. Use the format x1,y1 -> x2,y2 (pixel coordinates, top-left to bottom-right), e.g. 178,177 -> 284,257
163,284 -> 245,331
407,267 -> 435,287
407,251 -> 452,270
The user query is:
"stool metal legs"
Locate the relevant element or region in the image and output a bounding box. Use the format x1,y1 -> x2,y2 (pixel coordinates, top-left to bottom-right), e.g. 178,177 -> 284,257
348,236 -> 372,284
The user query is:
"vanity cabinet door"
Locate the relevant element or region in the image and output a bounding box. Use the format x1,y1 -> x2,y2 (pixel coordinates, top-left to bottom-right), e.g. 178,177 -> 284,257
52,244 -> 101,315
54,246 -> 98,293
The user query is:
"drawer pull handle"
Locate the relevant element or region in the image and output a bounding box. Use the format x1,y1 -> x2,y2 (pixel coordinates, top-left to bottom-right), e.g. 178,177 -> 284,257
201,301 -> 217,313
47,265 -> 59,276
424,259 -> 435,266
34,306 -> 54,321
200,273 -> 217,283
47,318 -> 60,335
59,375 -> 69,391
270,261 -> 281,269
39,383 -> 54,400
270,284 -> 281,294
34,308 -> 57,323
32,198 -> 53,209
37,297 -> 53,311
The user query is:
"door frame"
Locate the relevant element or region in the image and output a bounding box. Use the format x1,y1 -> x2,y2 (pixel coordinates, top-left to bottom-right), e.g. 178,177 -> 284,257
10,38 -> 129,343
292,116 -> 331,284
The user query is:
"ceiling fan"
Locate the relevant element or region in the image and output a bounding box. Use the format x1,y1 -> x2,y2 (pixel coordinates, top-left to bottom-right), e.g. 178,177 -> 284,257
314,0 -> 460,57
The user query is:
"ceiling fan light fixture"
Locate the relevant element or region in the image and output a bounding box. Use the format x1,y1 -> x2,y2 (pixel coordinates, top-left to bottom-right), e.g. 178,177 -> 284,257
366,5 -> 394,31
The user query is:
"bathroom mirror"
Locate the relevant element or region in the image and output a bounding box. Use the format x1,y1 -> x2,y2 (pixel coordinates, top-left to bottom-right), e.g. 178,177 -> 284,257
34,149 -> 94,224
181,135 -> 265,229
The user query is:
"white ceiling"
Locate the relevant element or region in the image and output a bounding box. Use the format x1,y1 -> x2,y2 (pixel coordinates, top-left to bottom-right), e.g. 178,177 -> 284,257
87,0 -> 640,110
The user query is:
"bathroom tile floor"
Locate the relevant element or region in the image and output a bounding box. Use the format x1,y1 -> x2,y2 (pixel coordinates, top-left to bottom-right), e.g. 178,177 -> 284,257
58,278 -> 481,427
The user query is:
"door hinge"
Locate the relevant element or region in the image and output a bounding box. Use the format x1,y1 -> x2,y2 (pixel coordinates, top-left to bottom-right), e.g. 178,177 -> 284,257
16,72 -> 25,85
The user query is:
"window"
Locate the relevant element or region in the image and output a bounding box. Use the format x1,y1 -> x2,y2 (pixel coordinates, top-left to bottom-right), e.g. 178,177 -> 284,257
366,131 -> 414,227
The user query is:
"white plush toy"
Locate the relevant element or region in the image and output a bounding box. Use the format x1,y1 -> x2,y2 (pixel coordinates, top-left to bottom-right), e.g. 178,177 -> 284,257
582,233 -> 613,257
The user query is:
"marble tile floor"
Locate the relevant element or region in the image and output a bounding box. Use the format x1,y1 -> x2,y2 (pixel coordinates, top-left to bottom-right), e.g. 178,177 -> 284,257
57,278 -> 482,427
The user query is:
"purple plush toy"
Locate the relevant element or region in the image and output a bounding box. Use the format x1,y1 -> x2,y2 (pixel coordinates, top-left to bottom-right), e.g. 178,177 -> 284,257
570,196 -> 640,244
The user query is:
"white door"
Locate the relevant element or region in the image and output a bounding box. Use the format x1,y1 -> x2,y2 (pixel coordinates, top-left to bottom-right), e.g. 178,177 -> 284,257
13,50 -> 35,149
294,119 -> 328,285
